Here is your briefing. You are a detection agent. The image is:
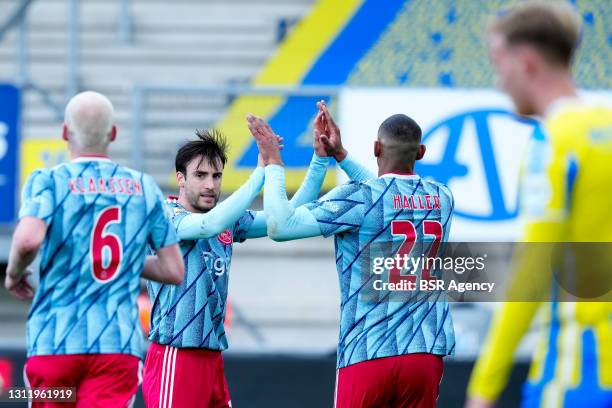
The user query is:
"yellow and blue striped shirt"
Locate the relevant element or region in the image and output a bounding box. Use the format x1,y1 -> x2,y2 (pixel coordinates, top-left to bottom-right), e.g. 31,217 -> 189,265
468,100 -> 612,407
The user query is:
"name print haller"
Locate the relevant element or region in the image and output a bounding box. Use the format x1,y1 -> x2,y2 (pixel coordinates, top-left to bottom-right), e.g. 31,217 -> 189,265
392,194 -> 441,210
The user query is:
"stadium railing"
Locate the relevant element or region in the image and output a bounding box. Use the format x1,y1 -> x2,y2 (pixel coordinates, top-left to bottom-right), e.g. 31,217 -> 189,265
129,84 -> 341,173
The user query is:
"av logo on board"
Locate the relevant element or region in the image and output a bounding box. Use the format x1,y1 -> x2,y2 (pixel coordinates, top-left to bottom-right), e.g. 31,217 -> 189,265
417,108 -> 539,222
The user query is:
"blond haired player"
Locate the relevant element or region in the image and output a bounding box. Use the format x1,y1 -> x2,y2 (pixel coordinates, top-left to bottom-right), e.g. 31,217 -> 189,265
466,2 -> 612,407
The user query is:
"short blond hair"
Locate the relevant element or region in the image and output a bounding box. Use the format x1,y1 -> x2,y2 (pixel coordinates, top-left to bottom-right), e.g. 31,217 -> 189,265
489,1 -> 582,67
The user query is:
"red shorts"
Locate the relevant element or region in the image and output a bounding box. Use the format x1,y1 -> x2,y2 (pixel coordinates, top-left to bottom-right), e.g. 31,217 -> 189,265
24,353 -> 141,408
142,342 -> 231,408
334,353 -> 444,408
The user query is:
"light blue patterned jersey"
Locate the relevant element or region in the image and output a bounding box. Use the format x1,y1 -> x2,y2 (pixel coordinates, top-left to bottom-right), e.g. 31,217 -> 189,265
147,199 -> 255,350
21,157 -> 177,359
305,174 -> 455,368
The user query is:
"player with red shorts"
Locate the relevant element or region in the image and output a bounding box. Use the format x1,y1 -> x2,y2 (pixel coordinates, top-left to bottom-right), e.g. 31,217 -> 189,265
141,114 -> 340,407
5,91 -> 184,407
253,103 -> 455,407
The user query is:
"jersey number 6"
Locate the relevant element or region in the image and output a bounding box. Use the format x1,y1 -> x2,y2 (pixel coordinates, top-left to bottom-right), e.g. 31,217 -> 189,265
90,206 -> 123,283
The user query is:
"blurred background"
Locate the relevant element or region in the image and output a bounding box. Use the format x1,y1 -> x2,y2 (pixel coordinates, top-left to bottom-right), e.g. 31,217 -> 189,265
0,0 -> 609,407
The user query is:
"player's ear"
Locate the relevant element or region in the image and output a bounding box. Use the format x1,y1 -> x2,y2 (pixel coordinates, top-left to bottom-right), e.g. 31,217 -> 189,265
109,125 -> 117,142
62,124 -> 69,141
521,47 -> 539,78
176,172 -> 185,189
415,145 -> 426,161
374,140 -> 381,158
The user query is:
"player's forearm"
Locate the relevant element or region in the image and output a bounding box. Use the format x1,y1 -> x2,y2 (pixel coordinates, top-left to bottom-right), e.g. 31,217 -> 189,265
290,154 -> 330,206
263,165 -> 293,230
467,301 -> 540,401
469,224 -> 552,400
338,152 -> 376,181
142,251 -> 184,285
245,155 -> 329,240
264,165 -> 322,241
176,166 -> 264,240
243,212 -> 268,239
142,256 -> 168,283
6,220 -> 44,279
6,244 -> 37,279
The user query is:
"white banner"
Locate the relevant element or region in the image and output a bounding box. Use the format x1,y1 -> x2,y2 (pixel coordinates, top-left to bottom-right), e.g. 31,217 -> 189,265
338,88 -> 610,241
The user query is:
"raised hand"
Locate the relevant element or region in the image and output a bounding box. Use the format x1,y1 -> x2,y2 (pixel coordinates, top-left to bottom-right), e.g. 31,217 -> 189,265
313,108 -> 329,157
247,114 -> 283,166
316,100 -> 347,162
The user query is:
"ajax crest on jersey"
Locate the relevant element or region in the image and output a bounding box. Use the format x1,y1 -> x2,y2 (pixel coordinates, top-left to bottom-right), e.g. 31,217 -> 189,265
217,229 -> 233,245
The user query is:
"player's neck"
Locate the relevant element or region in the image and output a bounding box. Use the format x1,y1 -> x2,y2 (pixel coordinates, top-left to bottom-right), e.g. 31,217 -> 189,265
377,161 -> 414,177
532,72 -> 578,117
177,192 -> 209,213
70,148 -> 110,160
177,194 -> 197,213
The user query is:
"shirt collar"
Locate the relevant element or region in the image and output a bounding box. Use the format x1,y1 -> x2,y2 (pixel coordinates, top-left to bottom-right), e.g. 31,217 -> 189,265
71,155 -> 113,163
380,172 -> 420,180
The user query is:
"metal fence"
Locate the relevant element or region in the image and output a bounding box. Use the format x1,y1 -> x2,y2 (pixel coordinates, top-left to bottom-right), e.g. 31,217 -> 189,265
129,84 -> 341,172
0,0 -> 135,120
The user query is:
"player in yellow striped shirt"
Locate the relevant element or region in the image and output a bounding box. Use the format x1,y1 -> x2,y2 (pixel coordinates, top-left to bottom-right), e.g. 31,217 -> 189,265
466,2 -> 612,407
